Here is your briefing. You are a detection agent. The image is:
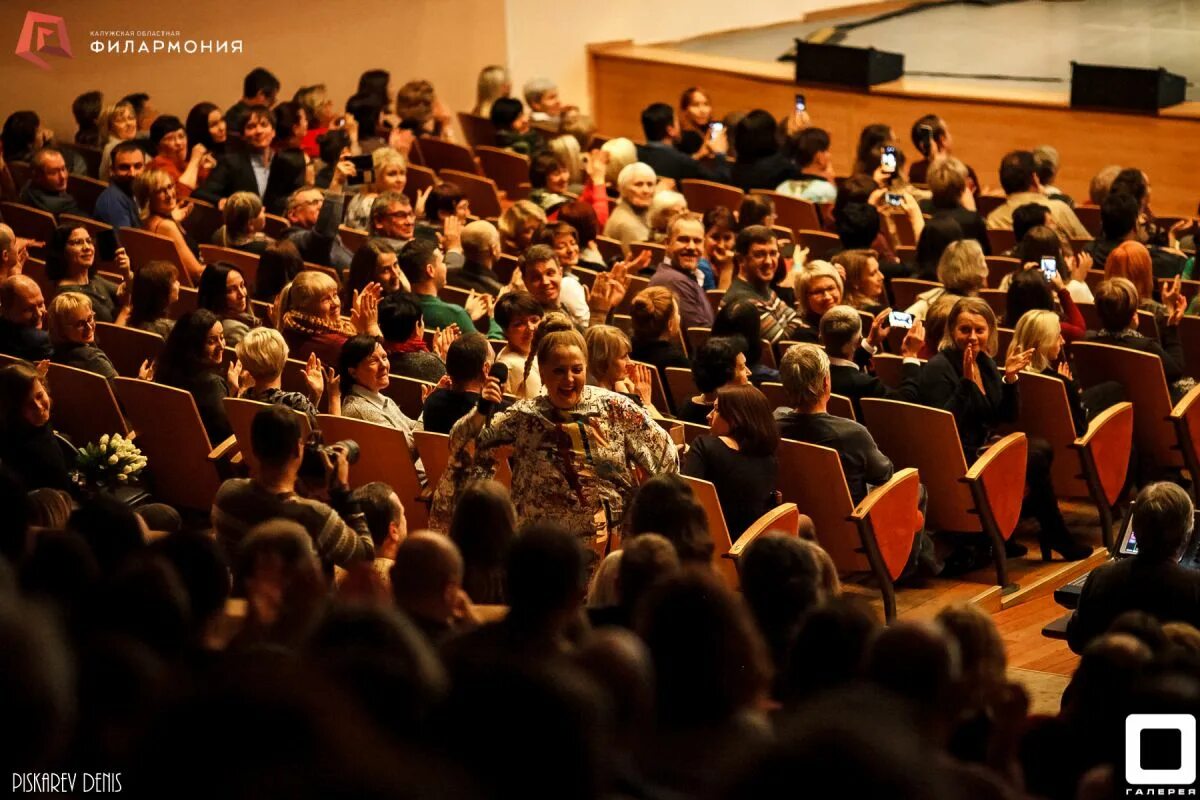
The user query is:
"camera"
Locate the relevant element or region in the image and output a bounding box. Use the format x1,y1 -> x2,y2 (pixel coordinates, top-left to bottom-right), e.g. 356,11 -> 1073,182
299,431 -> 360,481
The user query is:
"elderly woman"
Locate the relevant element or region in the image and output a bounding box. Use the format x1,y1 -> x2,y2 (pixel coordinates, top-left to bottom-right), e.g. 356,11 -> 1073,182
603,162 -> 657,252
48,293 -> 117,379
791,261 -> 845,343
98,100 -> 137,181
907,238 -> 988,322
127,260 -> 179,339
278,270 -> 381,366
237,326 -> 336,420
47,224 -> 130,324
214,192 -> 270,255
647,190 -> 688,244
133,168 -> 204,284
834,249 -> 886,315
585,324 -> 659,414
147,114 -> 213,198
198,262 -> 258,347
918,296 -> 1088,564
433,327 -> 678,569
344,147 -> 412,232
338,334 -> 425,484
498,200 -> 546,256
601,138 -> 638,196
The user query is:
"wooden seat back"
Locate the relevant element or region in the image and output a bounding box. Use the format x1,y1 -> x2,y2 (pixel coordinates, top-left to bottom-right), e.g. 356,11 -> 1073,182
595,236 -> 624,264
1071,341 -> 1181,468
413,430 -> 451,494
679,179 -> 743,214
45,361 -> 129,446
475,145 -> 531,201
418,137 -> 480,175
94,322 -> 164,377
316,414 -> 427,529
752,190 -> 820,232
199,245 -> 259,291
111,377 -> 224,510
67,174 -> 107,212
986,228 -> 1016,253
441,169 -> 503,219
680,475 -> 739,590
404,164 -> 438,207
827,393 -> 856,421
984,256 -> 1021,288
1017,372 -> 1089,497
119,227 -> 189,283
223,397 -> 311,473
795,230 -> 841,261
457,113 -> 497,150
382,374 -> 434,420
889,278 -> 941,310
725,503 -> 802,571
1178,316 -> 1200,380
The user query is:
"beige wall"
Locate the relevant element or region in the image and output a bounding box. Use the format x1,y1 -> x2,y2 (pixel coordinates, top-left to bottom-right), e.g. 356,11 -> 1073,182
1,0 -> 507,142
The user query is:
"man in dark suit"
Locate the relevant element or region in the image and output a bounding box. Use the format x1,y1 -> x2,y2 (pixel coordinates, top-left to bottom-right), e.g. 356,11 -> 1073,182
193,105 -> 278,205
1067,482 -> 1200,653
819,305 -> 922,420
635,103 -> 730,185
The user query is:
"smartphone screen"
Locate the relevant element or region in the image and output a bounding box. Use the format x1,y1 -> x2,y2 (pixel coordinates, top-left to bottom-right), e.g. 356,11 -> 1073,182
794,93 -> 806,113
889,311 -> 914,328
881,145 -> 897,174
1040,256 -> 1058,280
709,122 -> 724,138
886,193 -> 903,207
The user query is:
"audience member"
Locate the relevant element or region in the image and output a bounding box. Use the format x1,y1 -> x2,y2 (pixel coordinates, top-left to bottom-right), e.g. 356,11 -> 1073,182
712,298 -> 778,384
489,97 -> 541,156
777,127 -> 837,202
821,304 -> 922,419
721,225 -> 803,344
278,269 -> 380,366
604,162 -> 657,251
648,214 -> 714,329
0,274 -> 52,361
636,102 -> 729,183
1087,276 -> 1190,401
525,77 -> 563,124
450,220 -> 505,296
473,65 -> 511,118
343,147 -> 410,232
214,191 -> 270,254
97,101 -> 138,181
926,156 -> 989,254
376,291 -> 448,383
677,335 -> 750,424
47,293 -> 116,379
390,532 -> 470,645
730,109 -> 797,191
700,206 -> 736,290
19,148 -> 83,216
225,67 -> 281,134
791,261 -> 845,343
399,237 -> 499,337
985,150 -> 1091,240
493,291 -> 544,398
237,326 -> 333,420
93,141 -> 145,229
197,262 -> 258,347
497,199 -> 545,256
147,114 -> 212,199
906,238 -> 988,322
0,362 -> 72,491
156,309 -> 237,446
280,172 -> 354,270
338,334 -> 424,483
534,222 -> 591,325
133,168 -> 204,283
422,333 -> 495,434
913,215 -> 964,281
46,223 -> 129,324
629,286 -> 689,384
448,479 -> 517,605
194,105 -> 283,204
253,240 -> 304,303
344,240 -> 405,309
72,90 -> 103,147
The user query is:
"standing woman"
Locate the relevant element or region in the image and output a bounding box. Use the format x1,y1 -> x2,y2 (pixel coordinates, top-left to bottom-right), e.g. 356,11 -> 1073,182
46,224 -> 130,324
433,328 -> 678,570
185,102 -> 227,160
133,168 -> 204,284
679,87 -> 714,135
198,262 -> 258,347
155,309 -> 240,446
682,384 -> 780,541
917,296 -> 1089,562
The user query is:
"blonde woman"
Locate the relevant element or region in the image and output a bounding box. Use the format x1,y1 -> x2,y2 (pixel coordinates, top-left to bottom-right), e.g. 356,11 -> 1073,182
603,162 -> 657,252
133,168 -> 204,283
277,269 -> 381,366
473,65 -> 511,118
834,249 -> 886,314
48,292 -> 117,379
647,190 -> 687,244
585,324 -> 660,416
498,200 -> 546,256
344,147 -> 417,231
98,101 -> 137,181
215,191 -> 270,255
906,238 -> 988,321
237,326 -> 337,419
792,261 -> 844,342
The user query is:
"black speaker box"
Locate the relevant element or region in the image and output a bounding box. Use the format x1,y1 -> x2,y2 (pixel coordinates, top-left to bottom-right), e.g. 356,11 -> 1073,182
1070,62 -> 1187,113
793,40 -> 904,89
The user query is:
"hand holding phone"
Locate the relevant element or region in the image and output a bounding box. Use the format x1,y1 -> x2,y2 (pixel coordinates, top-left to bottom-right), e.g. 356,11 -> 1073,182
886,193 -> 903,207
880,145 -> 897,175
889,310 -> 914,329
1040,256 -> 1058,281
794,93 -> 806,114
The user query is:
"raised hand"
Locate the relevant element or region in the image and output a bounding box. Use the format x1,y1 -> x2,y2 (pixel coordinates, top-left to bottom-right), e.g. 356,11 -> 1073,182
867,308 -> 891,349
442,214 -> 463,252
171,201 -> 193,224
351,282 -> 382,334
415,186 -> 433,221
585,148 -> 609,186
464,290 -> 491,321
433,324 -> 461,361
1004,347 -> 1034,381
1162,274 -> 1186,325
901,318 -> 925,359
138,358 -> 156,382
1056,359 -> 1074,381
630,362 -> 654,407
226,357 -> 244,394
303,352 -> 326,401
332,157 -> 356,189
963,342 -> 983,393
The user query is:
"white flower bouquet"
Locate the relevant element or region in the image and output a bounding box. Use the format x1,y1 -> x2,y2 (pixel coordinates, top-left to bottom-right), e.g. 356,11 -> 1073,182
76,433 -> 147,489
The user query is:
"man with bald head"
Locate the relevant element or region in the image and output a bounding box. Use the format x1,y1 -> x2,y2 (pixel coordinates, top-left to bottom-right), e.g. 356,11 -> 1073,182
18,148 -> 83,216
0,225 -> 29,279
390,531 -> 472,645
447,219 -> 504,296
0,275 -> 51,360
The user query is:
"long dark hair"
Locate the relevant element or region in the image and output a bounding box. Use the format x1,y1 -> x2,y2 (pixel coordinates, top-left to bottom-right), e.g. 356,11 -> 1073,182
46,224 -> 92,282
254,240 -> 303,303
734,110 -> 779,163
197,262 -> 254,323
1003,269 -> 1055,328
157,309 -> 221,387
185,102 -> 222,157
129,260 -> 178,327
0,362 -> 45,436
344,241 -> 392,307
715,384 -> 779,457
449,479 -> 517,604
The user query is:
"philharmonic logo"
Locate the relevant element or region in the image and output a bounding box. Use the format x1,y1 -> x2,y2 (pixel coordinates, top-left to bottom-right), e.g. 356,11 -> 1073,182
15,11 -> 72,69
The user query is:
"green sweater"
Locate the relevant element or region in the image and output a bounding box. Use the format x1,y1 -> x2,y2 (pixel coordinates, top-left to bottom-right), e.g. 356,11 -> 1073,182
417,293 -> 502,338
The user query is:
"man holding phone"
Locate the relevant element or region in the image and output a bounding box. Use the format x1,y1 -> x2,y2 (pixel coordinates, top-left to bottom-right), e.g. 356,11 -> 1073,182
819,305 -> 923,420
635,103 -> 730,184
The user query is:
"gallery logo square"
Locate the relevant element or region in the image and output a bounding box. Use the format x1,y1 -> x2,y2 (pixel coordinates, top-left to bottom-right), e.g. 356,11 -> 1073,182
15,11 -> 72,70
1126,714 -> 1197,786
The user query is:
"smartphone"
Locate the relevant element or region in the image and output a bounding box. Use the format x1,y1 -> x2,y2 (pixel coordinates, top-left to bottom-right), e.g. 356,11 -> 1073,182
345,154 -> 374,186
794,93 -> 806,113
888,310 -> 914,329
880,145 -> 897,174
886,192 -> 903,207
709,121 -> 724,139
1040,256 -> 1058,280
96,228 -> 119,261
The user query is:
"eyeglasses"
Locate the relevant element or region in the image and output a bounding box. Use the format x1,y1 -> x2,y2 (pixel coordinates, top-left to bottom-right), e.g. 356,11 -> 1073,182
379,209 -> 414,220
73,314 -> 96,329
66,237 -> 94,247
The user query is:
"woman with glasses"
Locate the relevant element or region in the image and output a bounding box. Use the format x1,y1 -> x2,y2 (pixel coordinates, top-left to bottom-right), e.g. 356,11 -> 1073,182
48,293 -> 117,379
46,224 -> 131,324
133,168 -> 204,284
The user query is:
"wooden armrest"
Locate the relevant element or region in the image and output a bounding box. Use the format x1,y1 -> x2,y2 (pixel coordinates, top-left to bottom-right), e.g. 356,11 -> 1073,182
1076,401 -> 1134,449
207,435 -> 239,462
850,468 -> 921,582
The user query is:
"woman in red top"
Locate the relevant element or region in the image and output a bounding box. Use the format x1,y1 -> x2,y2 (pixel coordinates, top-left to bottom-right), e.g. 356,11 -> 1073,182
147,115 -> 213,199
277,270 -> 382,366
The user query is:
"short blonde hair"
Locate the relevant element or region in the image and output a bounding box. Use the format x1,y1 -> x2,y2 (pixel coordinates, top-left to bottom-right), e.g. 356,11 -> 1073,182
584,325 -> 630,383
793,261 -> 844,316
939,296 -> 999,356
236,327 -> 289,380
647,190 -> 686,234
601,138 -> 637,185
223,191 -> 263,239
372,146 -> 406,174
48,292 -> 92,343
498,200 -> 546,243
617,162 -> 656,199
99,101 -> 135,138
549,135 -> 583,184
936,239 -> 988,294
132,168 -> 175,219
280,270 -> 338,317
1008,309 -> 1059,372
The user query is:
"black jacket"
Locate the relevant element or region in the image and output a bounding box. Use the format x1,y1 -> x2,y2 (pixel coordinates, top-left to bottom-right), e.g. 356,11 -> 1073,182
635,142 -> 731,184
0,319 -> 52,362
830,360 -> 921,420
1085,326 -> 1185,387
917,348 -> 1017,456
447,261 -> 505,296
730,152 -> 799,192
931,206 -> 991,256
1067,556 -> 1200,653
